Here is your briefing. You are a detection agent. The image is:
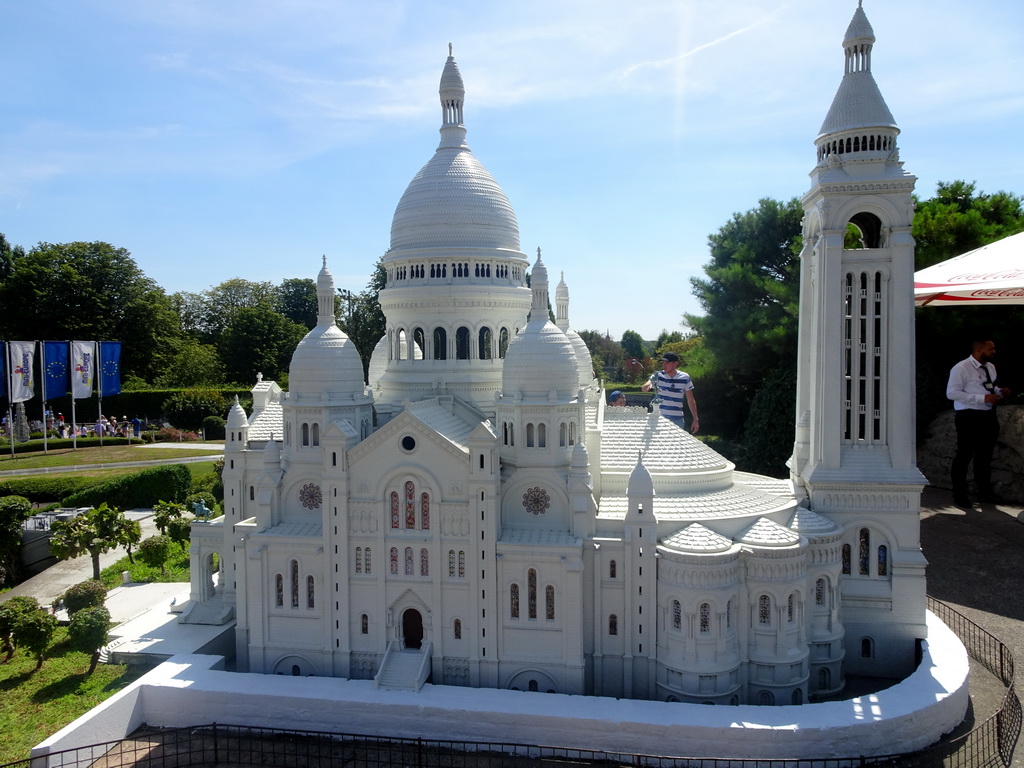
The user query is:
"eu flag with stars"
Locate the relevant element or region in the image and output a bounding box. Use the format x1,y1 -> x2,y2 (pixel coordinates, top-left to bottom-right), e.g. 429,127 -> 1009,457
99,341 -> 122,397
43,341 -> 70,399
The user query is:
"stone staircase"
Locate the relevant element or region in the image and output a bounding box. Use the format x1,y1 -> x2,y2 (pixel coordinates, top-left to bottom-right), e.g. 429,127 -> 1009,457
177,596 -> 234,626
374,641 -> 431,691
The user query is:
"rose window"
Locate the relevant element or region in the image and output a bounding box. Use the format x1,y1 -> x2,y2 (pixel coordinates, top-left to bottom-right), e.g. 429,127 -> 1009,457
522,486 -> 550,515
299,483 -> 322,510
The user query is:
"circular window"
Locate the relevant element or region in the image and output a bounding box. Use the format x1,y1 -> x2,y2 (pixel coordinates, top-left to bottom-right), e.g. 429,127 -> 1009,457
401,435 -> 416,452
522,486 -> 551,515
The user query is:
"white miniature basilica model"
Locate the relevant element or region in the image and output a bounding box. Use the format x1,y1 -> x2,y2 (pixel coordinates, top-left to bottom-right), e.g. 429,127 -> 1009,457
185,4 -> 927,706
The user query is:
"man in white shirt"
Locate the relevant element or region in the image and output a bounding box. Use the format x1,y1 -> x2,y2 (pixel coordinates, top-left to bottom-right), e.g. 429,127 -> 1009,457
946,339 -> 1010,508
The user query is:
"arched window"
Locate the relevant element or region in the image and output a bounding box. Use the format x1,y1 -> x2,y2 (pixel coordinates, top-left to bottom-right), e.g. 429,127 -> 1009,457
726,599 -> 733,629
311,423 -> 320,447
456,326 -> 470,359
787,593 -> 795,622
290,560 -> 299,608
405,481 -> 416,529
699,602 -> 710,633
758,595 -> 771,625
758,691 -> 774,706
433,327 -> 448,360
792,689 -> 803,705
361,614 -> 368,634
815,578 -> 826,606
301,423 -> 309,446
390,547 -> 398,575
458,551 -> 465,577
545,585 -> 555,620
499,328 -> 510,358
420,548 -> 429,577
250,486 -> 255,501
306,576 -> 315,609
861,637 -> 874,658
449,550 -> 456,577
390,492 -> 400,529
526,423 -> 535,447
478,327 -> 492,360
421,492 -> 430,530
528,569 -> 537,619
609,560 -> 616,579
355,547 -> 363,574
454,619 -> 462,640
538,423 -> 546,448
877,545 -> 888,576
609,614 -> 618,635
859,528 -> 871,575
510,584 -> 520,618
841,543 -> 851,574
819,668 -> 831,690
672,600 -> 681,630
404,547 -> 413,576
413,327 -> 426,358
559,422 -> 567,447
365,547 -> 371,574
275,574 -> 283,607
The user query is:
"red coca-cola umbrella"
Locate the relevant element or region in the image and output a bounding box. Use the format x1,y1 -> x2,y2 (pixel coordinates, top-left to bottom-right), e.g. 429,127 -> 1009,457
914,231 -> 1024,307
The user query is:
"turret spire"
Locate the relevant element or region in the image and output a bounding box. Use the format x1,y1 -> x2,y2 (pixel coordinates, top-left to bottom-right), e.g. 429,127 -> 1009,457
439,44 -> 467,149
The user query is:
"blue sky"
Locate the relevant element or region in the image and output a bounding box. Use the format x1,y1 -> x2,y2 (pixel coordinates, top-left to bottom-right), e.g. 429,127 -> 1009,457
2,1 -> 1022,341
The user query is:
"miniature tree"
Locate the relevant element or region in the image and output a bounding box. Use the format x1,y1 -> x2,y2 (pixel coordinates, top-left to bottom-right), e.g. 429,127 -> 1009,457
137,535 -> 174,575
68,605 -> 111,674
10,601 -> 58,670
61,579 -> 107,616
152,500 -> 186,535
50,503 -> 142,581
0,595 -> 39,663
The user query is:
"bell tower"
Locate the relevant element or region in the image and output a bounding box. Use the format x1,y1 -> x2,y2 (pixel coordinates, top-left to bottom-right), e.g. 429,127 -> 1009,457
790,2 -> 927,677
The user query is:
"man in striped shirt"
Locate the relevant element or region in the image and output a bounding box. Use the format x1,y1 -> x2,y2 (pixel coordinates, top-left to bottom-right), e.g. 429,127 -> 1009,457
642,352 -> 699,433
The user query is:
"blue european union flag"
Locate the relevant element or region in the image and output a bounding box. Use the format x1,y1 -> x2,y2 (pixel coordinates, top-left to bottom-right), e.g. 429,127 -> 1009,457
99,341 -> 122,397
43,341 -> 70,399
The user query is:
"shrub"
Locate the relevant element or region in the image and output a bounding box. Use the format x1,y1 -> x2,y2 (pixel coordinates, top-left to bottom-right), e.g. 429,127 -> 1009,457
67,605 -> 111,674
0,476 -> 100,503
166,516 -> 193,549
61,464 -> 192,509
155,427 -> 200,442
162,389 -> 229,432
202,415 -> 226,441
1,495 -> 32,585
152,500 -> 186,535
61,579 -> 107,616
136,535 -> 174,574
184,491 -> 217,516
0,596 -> 40,662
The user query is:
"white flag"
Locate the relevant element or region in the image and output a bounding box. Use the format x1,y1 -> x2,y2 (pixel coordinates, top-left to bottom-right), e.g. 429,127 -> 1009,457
8,341 -> 36,403
71,340 -> 96,400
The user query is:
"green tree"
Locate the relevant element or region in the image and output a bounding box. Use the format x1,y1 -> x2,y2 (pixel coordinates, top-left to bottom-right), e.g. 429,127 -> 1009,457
50,504 -> 142,581
67,605 -> 110,674
61,580 -> 107,616
154,338 -> 225,387
220,307 -> 307,384
0,596 -> 39,662
0,241 -> 180,381
166,516 -> 193,550
0,232 -> 25,281
686,197 -> 803,377
10,600 -> 58,670
136,535 -> 174,574
0,495 -> 32,586
277,277 -> 320,330
619,330 -> 648,362
152,501 -> 187,535
578,330 -> 625,380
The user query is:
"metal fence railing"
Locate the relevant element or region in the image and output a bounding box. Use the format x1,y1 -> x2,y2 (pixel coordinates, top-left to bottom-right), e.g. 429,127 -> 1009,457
4,598 -> 1018,768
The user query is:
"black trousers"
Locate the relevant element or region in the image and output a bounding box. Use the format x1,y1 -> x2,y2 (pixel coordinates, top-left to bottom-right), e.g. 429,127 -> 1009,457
951,409 -> 1000,499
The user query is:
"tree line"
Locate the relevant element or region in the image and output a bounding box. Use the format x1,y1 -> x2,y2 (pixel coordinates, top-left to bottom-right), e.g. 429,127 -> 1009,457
0,238 -> 386,390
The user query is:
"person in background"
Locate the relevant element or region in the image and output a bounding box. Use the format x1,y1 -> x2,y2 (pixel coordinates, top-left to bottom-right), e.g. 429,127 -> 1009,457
642,352 -> 699,433
947,338 -> 1011,508
609,390 -> 626,407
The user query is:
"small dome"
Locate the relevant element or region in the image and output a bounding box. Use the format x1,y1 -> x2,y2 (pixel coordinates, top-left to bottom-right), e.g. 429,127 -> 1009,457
289,325 -> 365,398
501,251 -> 578,400
367,335 -> 389,390
226,396 -> 247,428
566,328 -> 595,386
627,455 -> 654,498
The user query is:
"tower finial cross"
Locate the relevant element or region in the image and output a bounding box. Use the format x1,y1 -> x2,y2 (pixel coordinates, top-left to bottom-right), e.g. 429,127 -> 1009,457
448,42 -> 453,57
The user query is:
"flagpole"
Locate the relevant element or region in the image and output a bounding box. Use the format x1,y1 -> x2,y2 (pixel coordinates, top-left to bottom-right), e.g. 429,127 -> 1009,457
6,344 -> 14,460
39,341 -> 49,454
97,341 -> 104,447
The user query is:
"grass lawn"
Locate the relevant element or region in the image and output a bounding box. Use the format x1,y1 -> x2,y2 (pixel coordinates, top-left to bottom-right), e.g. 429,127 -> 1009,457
0,627 -> 156,764
100,548 -> 192,588
0,444 -> 222,470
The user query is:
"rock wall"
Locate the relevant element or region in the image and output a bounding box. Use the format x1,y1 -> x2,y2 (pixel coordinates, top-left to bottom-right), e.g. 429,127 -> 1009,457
918,404 -> 1024,503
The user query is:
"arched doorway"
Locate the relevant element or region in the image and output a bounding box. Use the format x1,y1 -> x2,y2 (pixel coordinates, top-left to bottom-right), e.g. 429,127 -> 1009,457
402,608 -> 423,649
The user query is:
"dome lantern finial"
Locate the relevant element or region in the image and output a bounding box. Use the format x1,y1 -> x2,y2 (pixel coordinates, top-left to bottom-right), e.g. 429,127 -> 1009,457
438,45 -> 467,149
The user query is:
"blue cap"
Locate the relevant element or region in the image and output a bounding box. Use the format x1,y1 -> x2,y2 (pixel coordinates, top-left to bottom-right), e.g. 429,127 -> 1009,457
610,391 -> 623,401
